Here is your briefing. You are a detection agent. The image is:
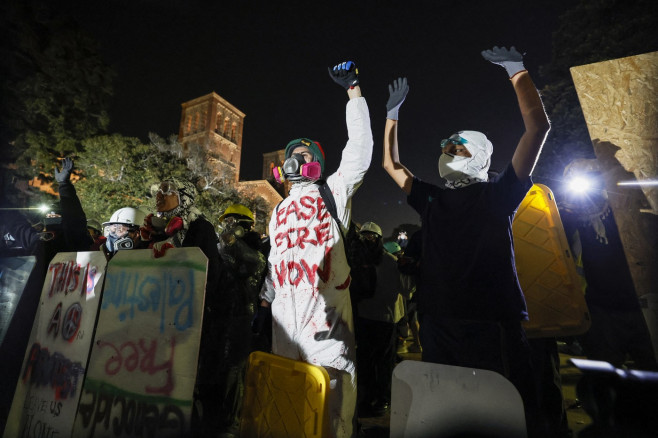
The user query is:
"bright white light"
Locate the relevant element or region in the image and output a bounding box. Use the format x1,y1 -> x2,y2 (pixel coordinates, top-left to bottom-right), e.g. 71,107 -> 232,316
568,176 -> 591,193
617,180 -> 658,187
38,204 -> 50,213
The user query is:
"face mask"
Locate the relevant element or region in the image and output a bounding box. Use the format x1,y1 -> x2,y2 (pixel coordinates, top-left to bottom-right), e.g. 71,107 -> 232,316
438,154 -> 471,181
106,232 -> 134,253
275,154 -> 322,183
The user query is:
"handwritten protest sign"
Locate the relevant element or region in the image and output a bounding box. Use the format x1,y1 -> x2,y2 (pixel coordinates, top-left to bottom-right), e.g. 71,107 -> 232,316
72,248 -> 207,438
3,251 -> 106,438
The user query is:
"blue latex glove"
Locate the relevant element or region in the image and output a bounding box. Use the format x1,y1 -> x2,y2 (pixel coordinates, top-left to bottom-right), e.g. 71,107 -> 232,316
481,46 -> 526,78
328,61 -> 359,89
386,77 -> 409,120
55,157 -> 74,183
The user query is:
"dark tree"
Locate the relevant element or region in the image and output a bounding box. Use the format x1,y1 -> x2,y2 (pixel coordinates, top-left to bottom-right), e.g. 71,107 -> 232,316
533,0 -> 658,187
0,1 -> 114,194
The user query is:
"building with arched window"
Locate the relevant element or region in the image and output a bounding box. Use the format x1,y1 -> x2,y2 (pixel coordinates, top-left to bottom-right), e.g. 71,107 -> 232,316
178,92 -> 284,217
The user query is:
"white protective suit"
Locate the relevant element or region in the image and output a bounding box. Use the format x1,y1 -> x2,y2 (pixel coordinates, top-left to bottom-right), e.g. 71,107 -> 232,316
263,96 -> 372,438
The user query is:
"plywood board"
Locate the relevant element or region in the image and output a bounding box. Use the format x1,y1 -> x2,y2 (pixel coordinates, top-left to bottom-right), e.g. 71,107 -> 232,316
571,52 -> 658,299
71,248 -> 207,438
4,251 -> 107,438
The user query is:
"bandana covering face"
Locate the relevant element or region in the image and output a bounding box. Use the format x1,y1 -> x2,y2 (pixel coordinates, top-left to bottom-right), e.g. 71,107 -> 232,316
156,177 -> 202,246
438,130 -> 493,189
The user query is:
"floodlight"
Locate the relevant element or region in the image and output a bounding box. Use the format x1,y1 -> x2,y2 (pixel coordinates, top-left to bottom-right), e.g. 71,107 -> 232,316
567,176 -> 591,194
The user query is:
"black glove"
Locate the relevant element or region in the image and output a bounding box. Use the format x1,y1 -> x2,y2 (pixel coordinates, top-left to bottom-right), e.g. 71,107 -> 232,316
328,61 -> 359,90
251,304 -> 272,334
55,157 -> 74,183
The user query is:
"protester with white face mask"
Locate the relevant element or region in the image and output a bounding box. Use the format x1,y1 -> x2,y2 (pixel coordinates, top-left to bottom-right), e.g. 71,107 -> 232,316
382,46 -> 550,437
437,130 -> 493,188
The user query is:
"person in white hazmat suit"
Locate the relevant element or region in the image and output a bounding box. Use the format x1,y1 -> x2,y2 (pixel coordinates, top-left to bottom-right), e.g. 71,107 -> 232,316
258,60 -> 372,438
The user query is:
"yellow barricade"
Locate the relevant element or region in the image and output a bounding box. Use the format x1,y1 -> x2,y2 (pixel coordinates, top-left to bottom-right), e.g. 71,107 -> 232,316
241,351 -> 330,438
513,184 -> 590,338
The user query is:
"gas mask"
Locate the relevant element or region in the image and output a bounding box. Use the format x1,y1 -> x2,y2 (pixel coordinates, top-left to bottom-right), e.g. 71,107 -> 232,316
273,154 -> 322,183
105,223 -> 136,253
106,235 -> 135,253
221,216 -> 245,238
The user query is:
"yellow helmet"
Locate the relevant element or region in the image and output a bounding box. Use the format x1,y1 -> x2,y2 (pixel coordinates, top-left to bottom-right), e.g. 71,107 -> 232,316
219,204 -> 254,223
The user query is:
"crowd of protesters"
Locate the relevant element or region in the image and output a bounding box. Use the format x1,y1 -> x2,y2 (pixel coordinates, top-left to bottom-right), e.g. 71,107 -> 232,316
2,48 -> 657,438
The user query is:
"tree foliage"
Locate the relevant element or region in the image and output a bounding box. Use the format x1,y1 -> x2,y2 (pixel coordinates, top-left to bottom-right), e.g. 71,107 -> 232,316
0,1 -> 114,186
533,0 -> 658,187
148,134 -> 272,234
73,134 -> 186,223
74,134 -> 272,234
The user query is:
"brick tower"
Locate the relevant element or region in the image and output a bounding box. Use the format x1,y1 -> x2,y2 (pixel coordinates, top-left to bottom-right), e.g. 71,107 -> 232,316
178,92 -> 245,182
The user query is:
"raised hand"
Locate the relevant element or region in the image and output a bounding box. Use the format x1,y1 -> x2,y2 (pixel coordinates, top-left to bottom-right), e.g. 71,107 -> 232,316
328,61 -> 359,90
55,157 -> 74,183
386,77 -> 409,120
481,46 -> 526,78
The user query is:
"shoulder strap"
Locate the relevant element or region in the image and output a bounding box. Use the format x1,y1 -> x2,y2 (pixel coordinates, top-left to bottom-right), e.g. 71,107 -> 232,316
317,180 -> 343,230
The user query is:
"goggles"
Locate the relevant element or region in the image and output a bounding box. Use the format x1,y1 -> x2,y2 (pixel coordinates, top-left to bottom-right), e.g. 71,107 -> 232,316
360,231 -> 380,241
440,135 -> 468,149
222,216 -> 237,227
222,215 -> 252,228
151,181 -> 178,197
105,223 -> 132,237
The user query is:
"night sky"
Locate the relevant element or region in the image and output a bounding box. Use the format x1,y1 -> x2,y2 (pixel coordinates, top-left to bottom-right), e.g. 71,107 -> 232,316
63,0 -> 573,235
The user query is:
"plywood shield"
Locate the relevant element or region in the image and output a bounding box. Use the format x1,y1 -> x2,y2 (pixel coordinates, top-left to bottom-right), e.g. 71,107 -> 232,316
72,248 -> 207,438
4,251 -> 107,438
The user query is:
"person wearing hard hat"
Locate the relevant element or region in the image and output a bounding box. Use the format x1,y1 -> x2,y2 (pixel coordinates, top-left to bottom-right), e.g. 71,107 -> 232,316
382,46 -> 551,437
207,203 -> 266,436
86,219 -> 106,251
350,221 -> 404,418
101,207 -> 146,257
383,240 -> 402,257
259,60 -> 372,438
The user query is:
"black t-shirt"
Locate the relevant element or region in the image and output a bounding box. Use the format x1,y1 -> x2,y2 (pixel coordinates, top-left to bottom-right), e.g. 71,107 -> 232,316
408,163 -> 531,322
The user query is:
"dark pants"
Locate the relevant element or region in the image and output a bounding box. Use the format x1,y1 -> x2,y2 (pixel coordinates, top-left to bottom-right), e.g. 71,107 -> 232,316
355,317 -> 396,411
193,315 -> 253,435
419,314 -> 543,437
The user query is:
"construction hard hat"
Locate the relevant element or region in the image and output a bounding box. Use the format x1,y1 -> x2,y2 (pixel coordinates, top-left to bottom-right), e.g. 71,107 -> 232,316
102,207 -> 146,228
87,219 -> 103,233
383,241 -> 402,254
360,221 -> 382,237
219,204 -> 255,223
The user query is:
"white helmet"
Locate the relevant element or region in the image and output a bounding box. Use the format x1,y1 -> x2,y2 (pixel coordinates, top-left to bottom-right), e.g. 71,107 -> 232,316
102,207 -> 146,228
360,221 -> 382,237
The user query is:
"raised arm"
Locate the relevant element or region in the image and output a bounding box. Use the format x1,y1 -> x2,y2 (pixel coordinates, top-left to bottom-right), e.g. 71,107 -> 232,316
481,46 -> 550,181
382,78 -> 414,195
329,61 -> 362,100
328,61 -> 373,185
